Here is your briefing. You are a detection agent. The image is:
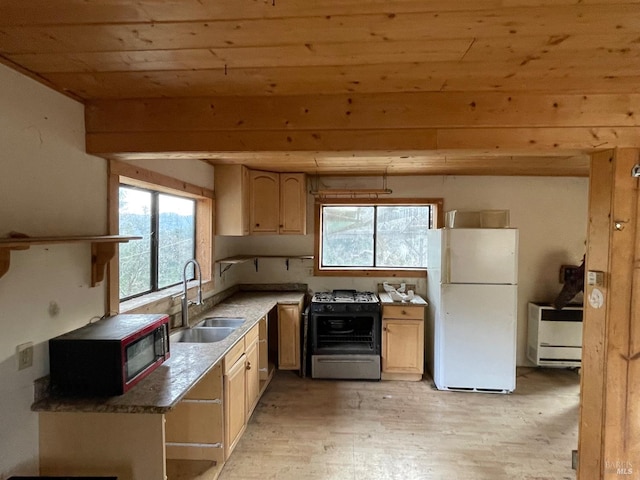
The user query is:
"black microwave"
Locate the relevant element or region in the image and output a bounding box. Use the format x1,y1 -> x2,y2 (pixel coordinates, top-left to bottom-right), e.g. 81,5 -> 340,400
49,313 -> 170,396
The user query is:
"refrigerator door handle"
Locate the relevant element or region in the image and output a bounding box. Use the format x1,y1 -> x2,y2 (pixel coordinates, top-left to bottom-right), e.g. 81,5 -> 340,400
444,247 -> 451,284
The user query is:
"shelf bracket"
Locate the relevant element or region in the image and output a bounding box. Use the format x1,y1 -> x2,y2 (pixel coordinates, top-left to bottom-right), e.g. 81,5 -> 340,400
254,258 -> 259,272
91,242 -> 117,287
0,244 -> 31,281
0,248 -> 10,279
285,258 -> 290,270
219,263 -> 233,277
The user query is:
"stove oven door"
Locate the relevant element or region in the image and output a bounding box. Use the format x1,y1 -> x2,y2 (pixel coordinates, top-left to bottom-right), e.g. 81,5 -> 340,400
309,309 -> 381,380
310,313 -> 379,356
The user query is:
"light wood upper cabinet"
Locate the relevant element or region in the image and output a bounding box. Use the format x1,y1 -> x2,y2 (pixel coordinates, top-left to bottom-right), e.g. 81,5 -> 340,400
250,170 -> 280,234
381,305 -> 425,381
279,173 -> 307,234
249,170 -> 307,235
215,165 -> 251,236
278,302 -> 302,370
216,166 -> 306,235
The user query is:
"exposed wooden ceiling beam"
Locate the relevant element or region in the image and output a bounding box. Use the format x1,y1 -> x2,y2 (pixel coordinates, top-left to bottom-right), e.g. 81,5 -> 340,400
85,92 -> 640,162
87,92 -> 640,131
1,0 -> 638,176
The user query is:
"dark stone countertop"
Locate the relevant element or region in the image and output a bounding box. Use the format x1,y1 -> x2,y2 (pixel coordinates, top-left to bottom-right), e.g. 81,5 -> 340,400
32,291 -> 305,414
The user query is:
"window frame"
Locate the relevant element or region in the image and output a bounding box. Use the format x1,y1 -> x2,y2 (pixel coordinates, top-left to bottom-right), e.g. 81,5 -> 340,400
108,160 -> 214,314
118,184 -> 197,301
313,197 -> 444,277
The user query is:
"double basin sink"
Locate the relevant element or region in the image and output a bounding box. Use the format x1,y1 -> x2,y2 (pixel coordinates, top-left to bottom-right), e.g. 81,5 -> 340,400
170,317 -> 245,344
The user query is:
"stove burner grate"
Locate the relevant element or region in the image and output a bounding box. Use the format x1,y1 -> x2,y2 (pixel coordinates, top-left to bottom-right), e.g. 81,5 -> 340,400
312,290 -> 378,303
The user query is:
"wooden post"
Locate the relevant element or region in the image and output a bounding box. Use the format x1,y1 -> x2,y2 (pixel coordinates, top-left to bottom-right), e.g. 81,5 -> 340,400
578,148 -> 640,479
106,161 -> 120,314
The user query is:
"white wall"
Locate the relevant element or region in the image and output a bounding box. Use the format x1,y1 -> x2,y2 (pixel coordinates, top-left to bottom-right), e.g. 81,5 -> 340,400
125,158 -> 214,191
0,68 -> 220,477
0,65 -> 108,477
221,174 -> 589,365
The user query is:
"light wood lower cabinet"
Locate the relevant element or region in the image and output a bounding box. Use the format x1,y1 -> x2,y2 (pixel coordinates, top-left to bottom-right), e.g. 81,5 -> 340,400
278,301 -> 302,370
165,363 -> 224,463
381,305 -> 425,381
37,300 -> 300,480
39,412 -> 166,480
245,327 -> 261,417
259,315 -> 269,381
224,351 -> 247,460
222,338 -> 247,460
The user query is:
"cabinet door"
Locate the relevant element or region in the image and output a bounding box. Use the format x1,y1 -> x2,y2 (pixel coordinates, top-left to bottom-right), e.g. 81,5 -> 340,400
241,165 -> 251,235
245,338 -> 260,417
382,319 -> 424,374
215,165 -> 250,236
250,170 -> 279,234
259,315 -> 269,381
279,173 -> 306,234
224,354 -> 247,460
278,304 -> 301,370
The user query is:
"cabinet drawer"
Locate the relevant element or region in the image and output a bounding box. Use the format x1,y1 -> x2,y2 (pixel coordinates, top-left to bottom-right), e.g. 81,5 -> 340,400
383,305 -> 424,320
244,322 -> 259,348
224,341 -> 245,374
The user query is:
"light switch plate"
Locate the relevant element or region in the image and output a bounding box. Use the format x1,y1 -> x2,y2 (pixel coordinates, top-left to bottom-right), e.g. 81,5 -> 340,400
17,342 -> 34,370
587,270 -> 605,287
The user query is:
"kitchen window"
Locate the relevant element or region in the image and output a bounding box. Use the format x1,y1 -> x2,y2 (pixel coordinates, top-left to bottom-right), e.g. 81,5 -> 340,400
315,198 -> 443,276
108,159 -> 214,314
119,185 -> 196,300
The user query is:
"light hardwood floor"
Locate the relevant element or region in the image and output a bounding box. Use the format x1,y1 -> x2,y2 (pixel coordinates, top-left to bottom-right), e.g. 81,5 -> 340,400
219,368 -> 579,480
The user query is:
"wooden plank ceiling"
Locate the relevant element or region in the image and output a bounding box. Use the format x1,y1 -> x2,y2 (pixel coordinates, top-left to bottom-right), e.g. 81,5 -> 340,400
1,0 -> 639,176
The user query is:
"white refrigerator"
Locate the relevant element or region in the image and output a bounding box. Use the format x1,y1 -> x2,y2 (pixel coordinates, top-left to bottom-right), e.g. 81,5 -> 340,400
426,228 -> 518,393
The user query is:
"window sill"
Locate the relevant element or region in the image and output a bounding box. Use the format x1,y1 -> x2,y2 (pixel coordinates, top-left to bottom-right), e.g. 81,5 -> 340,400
120,279 -> 212,314
313,267 -> 427,278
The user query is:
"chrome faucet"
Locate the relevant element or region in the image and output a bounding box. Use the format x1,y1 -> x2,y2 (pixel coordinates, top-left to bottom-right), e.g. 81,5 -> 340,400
181,259 -> 203,327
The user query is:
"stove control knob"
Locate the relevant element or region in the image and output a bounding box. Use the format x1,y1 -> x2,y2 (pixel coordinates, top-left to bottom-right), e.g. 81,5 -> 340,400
324,304 -> 333,312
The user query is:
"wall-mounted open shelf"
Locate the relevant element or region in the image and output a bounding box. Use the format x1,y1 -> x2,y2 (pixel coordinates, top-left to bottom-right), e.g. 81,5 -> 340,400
0,235 -> 141,286
216,255 -> 313,277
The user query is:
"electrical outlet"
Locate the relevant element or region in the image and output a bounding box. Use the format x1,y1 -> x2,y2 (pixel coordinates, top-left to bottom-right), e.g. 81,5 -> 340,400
17,342 -> 34,370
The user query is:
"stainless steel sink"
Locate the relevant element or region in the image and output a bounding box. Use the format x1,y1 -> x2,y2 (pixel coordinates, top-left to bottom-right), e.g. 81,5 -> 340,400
197,317 -> 245,328
171,327 -> 236,343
